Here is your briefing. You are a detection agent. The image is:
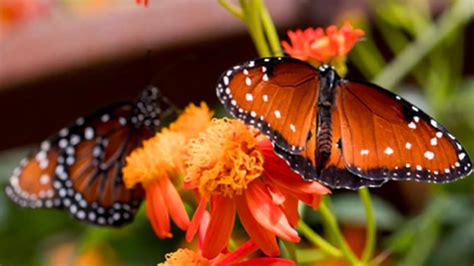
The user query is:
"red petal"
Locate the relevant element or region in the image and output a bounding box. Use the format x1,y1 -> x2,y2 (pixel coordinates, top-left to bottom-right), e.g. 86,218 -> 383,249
159,177 -> 190,230
234,258 -> 296,266
266,183 -> 285,205
185,197 -> 207,242
201,196 -> 236,259
257,140 -> 330,195
282,195 -> 299,227
145,182 -> 171,238
198,211 -> 210,249
245,180 -> 300,242
215,240 -> 258,266
235,195 -> 280,257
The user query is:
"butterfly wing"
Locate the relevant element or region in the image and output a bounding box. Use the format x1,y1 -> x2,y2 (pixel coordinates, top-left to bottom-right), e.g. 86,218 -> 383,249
337,80 -> 473,182
274,105 -> 387,189
5,140 -> 62,208
6,86 -> 171,226
217,57 -> 319,153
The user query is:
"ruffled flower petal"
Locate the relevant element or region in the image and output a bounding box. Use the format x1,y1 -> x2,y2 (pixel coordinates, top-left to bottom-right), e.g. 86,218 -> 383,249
160,177 -> 190,230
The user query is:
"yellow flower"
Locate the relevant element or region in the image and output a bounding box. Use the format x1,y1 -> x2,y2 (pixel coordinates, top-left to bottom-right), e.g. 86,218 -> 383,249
123,102 -> 213,239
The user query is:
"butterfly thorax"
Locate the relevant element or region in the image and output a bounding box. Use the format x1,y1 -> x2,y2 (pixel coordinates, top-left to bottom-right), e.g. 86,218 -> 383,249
315,65 -> 340,174
131,86 -> 172,130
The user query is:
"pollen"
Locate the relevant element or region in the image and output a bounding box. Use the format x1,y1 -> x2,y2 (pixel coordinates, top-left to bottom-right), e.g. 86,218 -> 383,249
123,131 -> 187,188
186,119 -> 264,198
158,249 -> 211,266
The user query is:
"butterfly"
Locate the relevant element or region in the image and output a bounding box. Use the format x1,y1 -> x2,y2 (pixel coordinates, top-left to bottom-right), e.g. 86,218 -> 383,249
216,57 -> 473,189
5,86 -> 176,226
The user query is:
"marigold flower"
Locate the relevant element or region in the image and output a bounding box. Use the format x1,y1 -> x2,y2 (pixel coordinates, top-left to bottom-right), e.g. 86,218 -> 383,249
185,119 -> 330,259
281,22 -> 364,76
169,102 -> 214,140
123,102 -> 212,239
158,241 -> 295,266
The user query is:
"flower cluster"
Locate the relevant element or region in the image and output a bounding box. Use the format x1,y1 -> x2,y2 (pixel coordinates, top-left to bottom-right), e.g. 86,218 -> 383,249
123,109 -> 330,262
281,22 -> 364,75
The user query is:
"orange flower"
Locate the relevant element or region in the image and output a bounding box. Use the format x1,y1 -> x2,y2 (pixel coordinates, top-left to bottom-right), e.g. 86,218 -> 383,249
281,22 -> 364,75
158,240 -> 295,266
123,102 -> 213,238
185,119 -> 330,259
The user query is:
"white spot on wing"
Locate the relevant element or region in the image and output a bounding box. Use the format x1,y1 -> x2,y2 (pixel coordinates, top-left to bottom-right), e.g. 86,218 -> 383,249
360,149 -> 369,155
405,142 -> 412,149
459,153 -> 466,160
85,127 -> 94,140
274,110 -> 281,119
436,132 -> 443,138
384,147 -> 394,155
430,138 -> 437,146
245,77 -> 252,86
290,124 -> 296,132
245,93 -> 254,101
263,94 -> 268,102
408,122 -> 416,129
413,116 -> 420,123
424,151 -> 435,160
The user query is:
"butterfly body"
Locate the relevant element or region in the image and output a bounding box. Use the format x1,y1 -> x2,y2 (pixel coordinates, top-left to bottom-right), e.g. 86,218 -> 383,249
6,86 -> 174,226
216,57 -> 472,189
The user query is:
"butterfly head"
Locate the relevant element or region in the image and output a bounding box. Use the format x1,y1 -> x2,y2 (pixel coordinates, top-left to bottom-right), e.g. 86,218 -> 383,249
133,86 -> 176,129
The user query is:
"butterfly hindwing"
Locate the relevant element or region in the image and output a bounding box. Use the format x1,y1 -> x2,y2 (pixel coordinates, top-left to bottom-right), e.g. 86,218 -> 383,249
337,81 -> 472,182
274,105 -> 387,189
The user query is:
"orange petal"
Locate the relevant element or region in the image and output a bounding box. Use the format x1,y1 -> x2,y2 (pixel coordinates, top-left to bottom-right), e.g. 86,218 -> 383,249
159,176 -> 190,230
235,195 -> 280,257
201,196 -> 236,259
234,258 -> 296,266
186,197 -> 207,242
145,182 -> 171,238
245,180 -> 300,242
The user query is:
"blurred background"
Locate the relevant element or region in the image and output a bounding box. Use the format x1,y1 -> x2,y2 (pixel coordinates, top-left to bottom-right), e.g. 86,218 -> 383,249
0,0 -> 473,265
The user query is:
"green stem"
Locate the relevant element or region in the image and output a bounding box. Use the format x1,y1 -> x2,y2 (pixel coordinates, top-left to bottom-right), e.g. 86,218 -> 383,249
258,0 -> 282,56
218,0 -> 244,21
373,0 -> 473,88
281,240 -> 298,262
298,220 -> 343,258
240,0 -> 271,57
319,199 -> 360,265
359,187 -> 376,263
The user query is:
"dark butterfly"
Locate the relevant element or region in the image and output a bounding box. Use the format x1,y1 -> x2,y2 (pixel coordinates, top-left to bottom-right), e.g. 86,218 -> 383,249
5,86 -> 175,226
216,57 -> 472,189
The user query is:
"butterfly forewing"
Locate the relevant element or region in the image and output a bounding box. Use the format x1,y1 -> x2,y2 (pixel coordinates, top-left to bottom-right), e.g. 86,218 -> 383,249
337,81 -> 472,182
217,57 -> 319,153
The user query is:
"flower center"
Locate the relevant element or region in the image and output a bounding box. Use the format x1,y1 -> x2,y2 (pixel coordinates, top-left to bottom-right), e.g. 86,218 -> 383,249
158,249 -> 211,266
186,119 -> 264,198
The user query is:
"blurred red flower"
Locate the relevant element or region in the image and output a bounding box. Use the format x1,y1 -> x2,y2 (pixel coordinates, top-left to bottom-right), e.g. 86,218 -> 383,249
281,22 -> 364,73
